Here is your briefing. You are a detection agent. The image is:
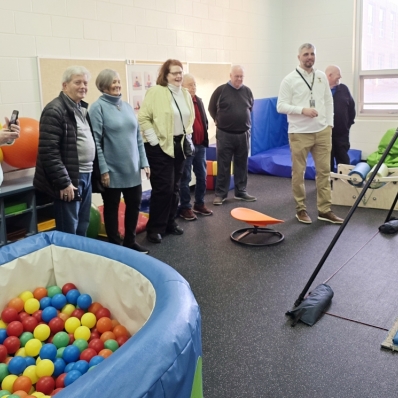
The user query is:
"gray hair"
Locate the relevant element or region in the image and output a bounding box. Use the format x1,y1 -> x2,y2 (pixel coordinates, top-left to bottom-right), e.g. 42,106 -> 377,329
182,73 -> 195,83
231,64 -> 244,73
298,43 -> 316,54
95,69 -> 119,92
62,66 -> 91,84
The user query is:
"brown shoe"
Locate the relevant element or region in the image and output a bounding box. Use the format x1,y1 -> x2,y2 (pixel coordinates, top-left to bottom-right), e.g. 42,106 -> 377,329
179,208 -> 197,221
296,210 -> 312,224
318,211 -> 344,224
193,204 -> 213,216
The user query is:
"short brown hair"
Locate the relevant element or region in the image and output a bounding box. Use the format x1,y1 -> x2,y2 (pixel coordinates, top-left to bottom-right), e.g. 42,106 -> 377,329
156,59 -> 183,86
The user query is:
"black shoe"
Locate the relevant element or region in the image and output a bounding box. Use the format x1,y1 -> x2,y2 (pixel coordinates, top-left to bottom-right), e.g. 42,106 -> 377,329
146,232 -> 162,243
166,225 -> 184,235
130,242 -> 150,254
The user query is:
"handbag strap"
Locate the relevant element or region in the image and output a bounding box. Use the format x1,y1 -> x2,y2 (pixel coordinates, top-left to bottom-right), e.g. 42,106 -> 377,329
168,88 -> 187,135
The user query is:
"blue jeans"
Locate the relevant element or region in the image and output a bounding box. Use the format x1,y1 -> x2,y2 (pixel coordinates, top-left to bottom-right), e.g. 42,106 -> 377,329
53,173 -> 92,236
180,145 -> 207,209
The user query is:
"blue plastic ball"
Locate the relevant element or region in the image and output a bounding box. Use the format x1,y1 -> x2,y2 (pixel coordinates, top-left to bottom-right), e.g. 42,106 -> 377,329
76,294 -> 92,310
72,359 -> 89,374
41,306 -> 58,323
64,361 -> 76,373
51,293 -> 67,310
39,296 -> 52,310
66,289 -> 80,305
53,357 -> 66,377
64,369 -> 83,386
25,356 -> 36,367
0,329 -> 7,344
89,355 -> 104,367
62,345 -> 80,363
40,343 -> 57,361
8,356 -> 27,375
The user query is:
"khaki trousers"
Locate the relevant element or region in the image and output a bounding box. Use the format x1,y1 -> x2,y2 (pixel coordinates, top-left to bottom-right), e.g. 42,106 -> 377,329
288,126 -> 332,214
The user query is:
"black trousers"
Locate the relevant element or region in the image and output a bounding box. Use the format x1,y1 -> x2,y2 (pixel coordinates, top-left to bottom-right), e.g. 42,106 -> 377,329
331,136 -> 350,171
101,185 -> 142,248
145,139 -> 185,234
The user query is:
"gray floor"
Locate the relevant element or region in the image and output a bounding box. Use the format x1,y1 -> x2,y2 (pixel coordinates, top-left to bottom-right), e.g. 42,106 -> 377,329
137,174 -> 398,398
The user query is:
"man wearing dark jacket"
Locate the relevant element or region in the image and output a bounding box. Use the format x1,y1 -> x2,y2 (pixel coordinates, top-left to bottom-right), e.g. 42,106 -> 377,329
208,65 -> 256,205
179,74 -> 213,220
34,66 -> 101,236
325,65 -> 356,171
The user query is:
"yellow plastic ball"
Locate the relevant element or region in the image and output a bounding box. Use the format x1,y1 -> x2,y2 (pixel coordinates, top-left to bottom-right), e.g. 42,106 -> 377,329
34,324 -> 51,341
36,359 -> 54,377
23,365 -> 39,384
15,347 -> 26,357
0,148 -> 3,163
1,374 -> 18,392
61,304 -> 75,316
31,392 -> 45,397
25,338 -> 42,357
0,319 -> 7,328
81,313 -> 96,329
24,298 -> 40,314
74,325 -> 91,341
19,291 -> 34,302
65,317 -> 81,334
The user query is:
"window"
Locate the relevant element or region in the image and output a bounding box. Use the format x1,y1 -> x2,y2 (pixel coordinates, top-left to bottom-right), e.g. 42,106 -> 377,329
359,0 -> 398,114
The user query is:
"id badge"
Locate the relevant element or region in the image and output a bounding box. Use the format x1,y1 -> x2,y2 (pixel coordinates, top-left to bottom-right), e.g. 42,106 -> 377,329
309,99 -> 315,108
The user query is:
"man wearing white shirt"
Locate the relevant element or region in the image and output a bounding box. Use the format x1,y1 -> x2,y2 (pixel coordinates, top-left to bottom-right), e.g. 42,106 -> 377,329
277,43 -> 344,224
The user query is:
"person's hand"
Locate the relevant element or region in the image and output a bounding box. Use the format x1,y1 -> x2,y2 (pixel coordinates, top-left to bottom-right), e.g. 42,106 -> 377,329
60,183 -> 76,202
101,172 -> 110,187
0,117 -> 20,145
144,167 -> 150,179
302,108 -> 318,118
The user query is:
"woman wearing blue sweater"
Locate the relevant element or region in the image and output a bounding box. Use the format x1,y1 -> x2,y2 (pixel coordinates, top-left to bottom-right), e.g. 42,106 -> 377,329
90,69 -> 150,254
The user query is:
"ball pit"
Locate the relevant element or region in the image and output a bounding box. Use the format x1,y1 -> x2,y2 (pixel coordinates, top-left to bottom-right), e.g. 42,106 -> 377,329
0,231 -> 202,397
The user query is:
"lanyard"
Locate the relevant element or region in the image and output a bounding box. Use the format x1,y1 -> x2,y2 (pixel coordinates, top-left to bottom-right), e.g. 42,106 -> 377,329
296,68 -> 315,94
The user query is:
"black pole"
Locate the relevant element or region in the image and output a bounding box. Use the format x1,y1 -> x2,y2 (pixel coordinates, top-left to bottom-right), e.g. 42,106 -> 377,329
384,191 -> 398,223
293,127 -> 398,308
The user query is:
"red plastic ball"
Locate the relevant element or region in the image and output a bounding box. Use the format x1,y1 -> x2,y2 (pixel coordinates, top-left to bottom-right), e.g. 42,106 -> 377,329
80,347 -> 97,362
116,335 -> 129,347
68,333 -> 75,345
6,320 -> 24,337
3,335 -> 21,354
71,309 -> 85,320
62,283 -> 77,295
55,373 -> 67,388
89,331 -> 100,342
2,117 -> 39,168
52,387 -> 64,395
88,302 -> 102,314
36,376 -> 55,395
88,338 -> 104,354
49,317 -> 65,334
22,316 -> 38,332
32,310 -> 43,323
0,344 -> 7,362
18,311 -> 30,322
95,307 -> 111,319
1,307 -> 19,323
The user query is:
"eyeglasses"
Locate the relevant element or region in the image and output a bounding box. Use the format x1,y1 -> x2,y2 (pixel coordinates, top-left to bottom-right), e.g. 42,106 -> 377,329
169,71 -> 183,76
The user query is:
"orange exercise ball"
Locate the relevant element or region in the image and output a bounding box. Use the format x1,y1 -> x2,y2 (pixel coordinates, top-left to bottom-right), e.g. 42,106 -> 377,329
2,117 -> 39,169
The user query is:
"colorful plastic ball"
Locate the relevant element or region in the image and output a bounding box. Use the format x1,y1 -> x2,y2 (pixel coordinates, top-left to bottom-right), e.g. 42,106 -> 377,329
0,347 -> 7,364
0,329 -> 7,344
40,307 -> 57,324
95,307 -> 111,319
79,348 -> 96,362
24,299 -> 40,315
76,294 -> 92,311
8,356 -> 27,375
24,356 -> 35,367
56,347 -> 66,359
70,309 -> 85,320
73,339 -> 88,353
74,326 -> 90,341
2,117 -> 39,169
104,339 -> 119,352
2,307 -> 19,323
24,339 -> 42,357
72,360 -> 89,375
96,317 -> 113,334
39,344 -> 57,361
89,330 -> 100,342
50,295 -> 67,310
22,365 -> 39,384
65,290 -> 80,306
88,355 -> 104,367
12,376 -> 32,393
0,390 -> 11,398
64,369 -> 82,386
7,298 -> 25,313
88,302 -> 102,314
33,287 -> 48,301
46,286 -> 62,298
15,347 -> 26,357
64,317 -> 80,334
0,362 -> 9,382
61,304 -> 75,316
100,331 -> 116,342
31,311 -> 42,323
57,313 -> 69,323
113,325 -> 129,339
116,335 -> 129,347
3,336 -> 21,354
18,312 -> 30,322
35,375 -> 55,395
88,338 -> 104,354
33,324 -> 50,342
19,291 -> 34,303
62,345 -> 80,363
68,333 -> 75,345
52,358 -> 66,378
11,392 -> 29,398
36,359 -> 54,378
6,321 -> 23,338
55,373 -> 67,388
21,317 -> 38,333
87,204 -> 101,238
80,313 -> 96,329
39,298 -> 51,311
98,348 -> 113,359
48,318 -> 64,335
64,362 -> 75,373
1,374 -> 18,392
62,283 -> 77,296
0,320 -> 6,328
52,332 -> 69,349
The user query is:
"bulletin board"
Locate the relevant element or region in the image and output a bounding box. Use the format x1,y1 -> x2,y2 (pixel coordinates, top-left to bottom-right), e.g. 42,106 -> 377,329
38,58 -> 127,108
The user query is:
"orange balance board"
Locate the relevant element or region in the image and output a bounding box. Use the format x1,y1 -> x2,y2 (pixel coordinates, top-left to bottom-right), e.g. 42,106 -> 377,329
231,208 -> 284,227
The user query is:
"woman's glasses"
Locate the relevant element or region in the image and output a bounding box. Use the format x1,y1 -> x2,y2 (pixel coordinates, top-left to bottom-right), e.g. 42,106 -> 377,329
169,71 -> 183,76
